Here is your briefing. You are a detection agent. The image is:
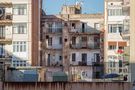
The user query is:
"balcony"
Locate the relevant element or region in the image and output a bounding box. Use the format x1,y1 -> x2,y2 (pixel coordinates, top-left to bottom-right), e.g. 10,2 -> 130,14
106,61 -> 129,73
122,19 -> 130,40
0,37 -> 12,44
0,54 -> 12,63
0,2 -> 12,7
0,13 -> 12,25
69,28 -> 100,35
45,28 -> 62,34
122,0 -> 130,8
45,44 -> 62,50
47,60 -> 63,67
92,62 -> 104,67
70,43 -> 100,50
122,0 -> 130,16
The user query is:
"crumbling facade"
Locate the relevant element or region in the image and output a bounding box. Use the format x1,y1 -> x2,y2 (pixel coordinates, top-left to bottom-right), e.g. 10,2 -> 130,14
41,4 -> 104,82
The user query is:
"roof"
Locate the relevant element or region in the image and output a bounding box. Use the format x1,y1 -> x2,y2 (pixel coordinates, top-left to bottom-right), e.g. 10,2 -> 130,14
42,13 -> 103,21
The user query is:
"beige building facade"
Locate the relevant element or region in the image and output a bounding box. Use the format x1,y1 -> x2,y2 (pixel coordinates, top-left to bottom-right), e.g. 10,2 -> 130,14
130,0 -> 135,83
104,0 -> 130,81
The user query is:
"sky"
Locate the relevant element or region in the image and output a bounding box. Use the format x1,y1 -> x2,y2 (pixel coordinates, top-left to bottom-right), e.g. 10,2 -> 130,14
43,0 -> 104,15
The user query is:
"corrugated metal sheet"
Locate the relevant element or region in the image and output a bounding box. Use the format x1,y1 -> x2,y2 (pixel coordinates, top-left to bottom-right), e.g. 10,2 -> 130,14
3,82 -> 131,90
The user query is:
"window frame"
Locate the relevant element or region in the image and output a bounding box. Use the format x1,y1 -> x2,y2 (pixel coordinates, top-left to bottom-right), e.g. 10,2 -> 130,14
13,4 -> 27,15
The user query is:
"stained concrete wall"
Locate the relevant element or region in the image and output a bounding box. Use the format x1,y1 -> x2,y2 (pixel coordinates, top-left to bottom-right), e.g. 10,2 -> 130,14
0,82 -> 2,90
3,82 -> 131,90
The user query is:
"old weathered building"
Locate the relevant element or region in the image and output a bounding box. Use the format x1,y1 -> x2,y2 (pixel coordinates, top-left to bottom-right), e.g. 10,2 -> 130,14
41,4 -> 104,82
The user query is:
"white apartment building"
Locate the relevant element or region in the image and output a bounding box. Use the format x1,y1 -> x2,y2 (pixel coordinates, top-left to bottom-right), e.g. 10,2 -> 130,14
0,0 -> 41,67
104,0 -> 129,81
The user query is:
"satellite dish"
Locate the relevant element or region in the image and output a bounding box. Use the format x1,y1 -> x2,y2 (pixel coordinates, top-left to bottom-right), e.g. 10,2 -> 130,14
0,8 -> 4,18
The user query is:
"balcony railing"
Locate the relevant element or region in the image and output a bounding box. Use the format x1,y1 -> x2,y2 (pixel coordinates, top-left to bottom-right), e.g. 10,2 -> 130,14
0,36 -> 12,44
45,28 -> 62,33
0,13 -> 12,25
0,2 -> 12,7
122,29 -> 130,35
0,54 -> 12,64
46,44 -> 62,50
70,43 -> 100,49
47,60 -> 63,67
92,62 -> 104,67
69,28 -> 100,34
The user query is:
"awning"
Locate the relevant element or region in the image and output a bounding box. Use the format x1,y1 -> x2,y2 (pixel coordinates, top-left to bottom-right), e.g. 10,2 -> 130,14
118,42 -> 127,46
108,41 -> 117,45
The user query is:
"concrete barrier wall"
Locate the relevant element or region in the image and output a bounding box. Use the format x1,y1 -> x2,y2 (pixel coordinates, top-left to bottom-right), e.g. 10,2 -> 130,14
0,82 -> 2,90
3,82 -> 131,90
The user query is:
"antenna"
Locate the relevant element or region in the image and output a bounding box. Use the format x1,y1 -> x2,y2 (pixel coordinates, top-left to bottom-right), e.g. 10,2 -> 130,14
75,0 -> 84,6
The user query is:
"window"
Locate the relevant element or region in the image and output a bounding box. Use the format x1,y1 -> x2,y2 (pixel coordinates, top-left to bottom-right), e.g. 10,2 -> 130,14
0,26 -> 5,38
55,22 -> 62,32
48,37 -> 52,46
59,37 -> 62,44
118,24 -> 123,33
118,46 -> 124,50
59,56 -> 62,61
12,60 -> 27,67
108,24 -> 123,33
13,23 -> 27,34
109,45 -> 116,50
48,23 -> 53,33
13,41 -> 26,52
108,9 -> 123,16
82,37 -> 87,42
13,4 -> 27,15
72,53 -> 76,61
119,60 -> 122,67
94,53 -> 100,62
72,37 -> 76,45
108,24 -> 117,33
82,23 -> 86,32
109,61 -> 115,68
0,44 -> 5,57
72,23 -> 76,29
82,53 -> 87,62
94,23 -> 100,30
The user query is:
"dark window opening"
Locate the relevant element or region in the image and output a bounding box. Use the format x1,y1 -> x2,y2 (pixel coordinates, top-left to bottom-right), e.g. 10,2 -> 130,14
72,53 -> 76,61
64,38 -> 67,42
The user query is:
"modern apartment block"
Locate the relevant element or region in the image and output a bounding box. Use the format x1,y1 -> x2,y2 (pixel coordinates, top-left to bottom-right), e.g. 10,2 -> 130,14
104,0 -> 130,81
41,4 -> 104,82
0,0 -> 41,67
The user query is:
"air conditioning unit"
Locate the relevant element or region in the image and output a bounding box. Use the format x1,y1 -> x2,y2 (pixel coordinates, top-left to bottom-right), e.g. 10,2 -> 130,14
0,8 -> 5,19
5,14 -> 12,20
